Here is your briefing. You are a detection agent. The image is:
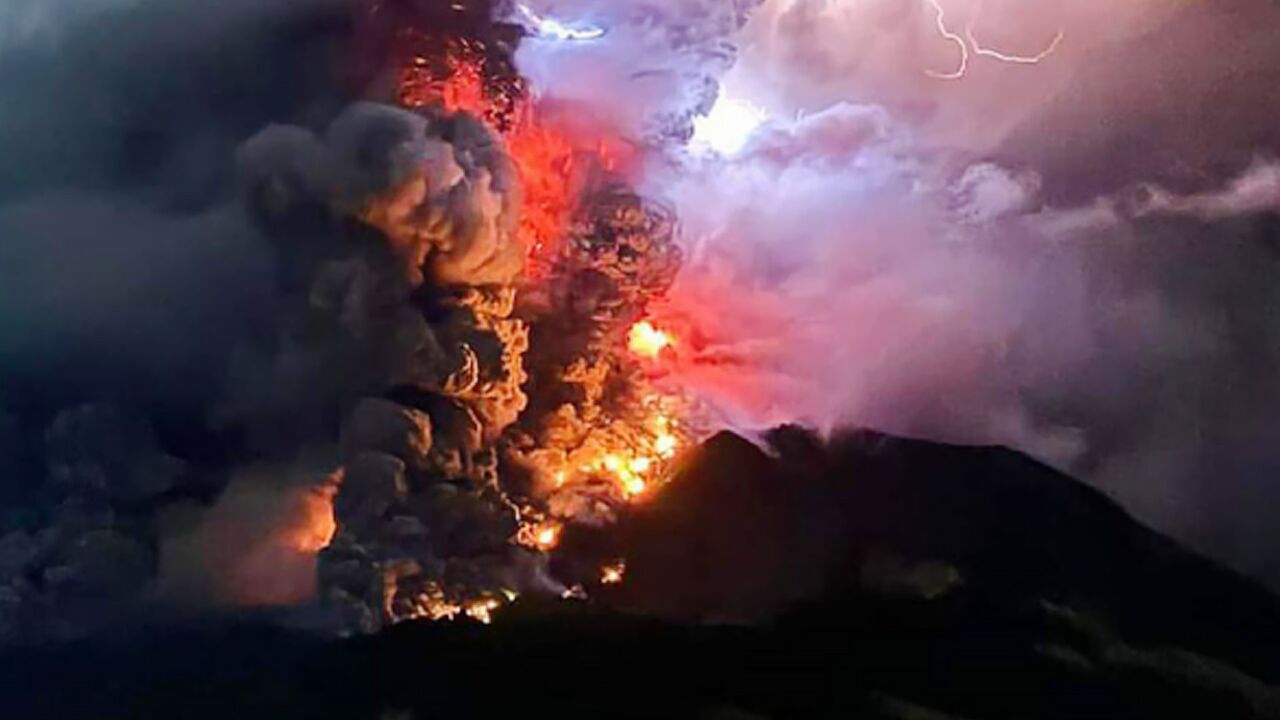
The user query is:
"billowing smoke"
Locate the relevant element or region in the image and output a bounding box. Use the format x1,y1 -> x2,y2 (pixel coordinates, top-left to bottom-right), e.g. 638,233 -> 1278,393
0,0 -> 549,639
0,0 -> 693,640
0,0 -> 356,641
513,0 -> 1280,586
3,0 -> 1280,643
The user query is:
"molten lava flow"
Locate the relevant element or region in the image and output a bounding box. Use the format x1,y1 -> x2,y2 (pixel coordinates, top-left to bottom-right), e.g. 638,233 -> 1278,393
629,321 -> 675,359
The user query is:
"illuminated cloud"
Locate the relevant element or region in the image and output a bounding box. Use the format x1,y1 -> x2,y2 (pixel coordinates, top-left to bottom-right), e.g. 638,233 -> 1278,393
692,93 -> 770,156
515,3 -> 606,42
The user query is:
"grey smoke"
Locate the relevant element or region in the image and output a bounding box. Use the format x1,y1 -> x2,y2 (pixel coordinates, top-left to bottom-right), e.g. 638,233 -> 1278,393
0,0 -> 368,633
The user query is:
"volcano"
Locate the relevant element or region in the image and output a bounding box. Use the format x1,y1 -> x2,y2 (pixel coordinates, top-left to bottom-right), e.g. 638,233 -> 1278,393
6,0 -> 1280,717
8,428 -> 1280,719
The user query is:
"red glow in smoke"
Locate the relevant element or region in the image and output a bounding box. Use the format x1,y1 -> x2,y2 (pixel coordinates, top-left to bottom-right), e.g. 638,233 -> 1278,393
397,38 -> 635,278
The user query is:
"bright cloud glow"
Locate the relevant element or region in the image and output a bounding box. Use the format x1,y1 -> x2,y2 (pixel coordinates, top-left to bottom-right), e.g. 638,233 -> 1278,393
692,94 -> 769,155
516,4 -> 606,42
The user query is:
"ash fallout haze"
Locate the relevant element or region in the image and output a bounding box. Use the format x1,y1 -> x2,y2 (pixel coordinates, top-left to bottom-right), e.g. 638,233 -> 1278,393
3,1 -> 1280,715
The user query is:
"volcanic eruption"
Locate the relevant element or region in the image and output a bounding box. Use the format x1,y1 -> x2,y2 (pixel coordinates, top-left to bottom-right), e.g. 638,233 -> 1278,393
0,0 -> 706,638
6,0 -> 1280,676
207,0 -> 719,630
13,2 -> 1280,718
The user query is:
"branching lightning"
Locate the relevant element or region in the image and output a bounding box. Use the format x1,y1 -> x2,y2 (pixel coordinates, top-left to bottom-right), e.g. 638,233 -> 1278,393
516,3 -> 607,42
924,0 -> 970,80
967,22 -> 1064,64
924,0 -> 1063,80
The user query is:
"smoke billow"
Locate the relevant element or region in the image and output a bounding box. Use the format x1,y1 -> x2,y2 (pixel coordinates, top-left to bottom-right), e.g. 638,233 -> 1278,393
0,0 -> 549,640
4,0 -> 1280,641
0,0 -> 354,640
0,0 -> 696,639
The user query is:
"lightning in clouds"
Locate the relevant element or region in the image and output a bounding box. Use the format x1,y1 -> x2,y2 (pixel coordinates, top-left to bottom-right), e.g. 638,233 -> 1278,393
924,0 -> 1064,79
924,0 -> 971,79
691,94 -> 770,155
516,3 -> 607,42
967,21 -> 1064,64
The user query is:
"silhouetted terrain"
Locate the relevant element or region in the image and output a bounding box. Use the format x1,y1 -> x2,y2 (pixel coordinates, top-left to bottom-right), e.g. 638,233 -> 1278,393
7,428 -> 1280,719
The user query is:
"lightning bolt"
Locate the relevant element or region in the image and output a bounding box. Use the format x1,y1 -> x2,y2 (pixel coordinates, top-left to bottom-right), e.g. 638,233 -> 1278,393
924,0 -> 970,80
516,3 -> 607,42
967,21 -> 1064,64
924,0 -> 1063,80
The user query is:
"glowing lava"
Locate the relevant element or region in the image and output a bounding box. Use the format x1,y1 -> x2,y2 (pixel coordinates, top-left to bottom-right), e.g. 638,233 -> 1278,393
655,431 -> 679,459
387,20 -> 695,627
629,321 -> 675,359
398,42 -> 615,276
534,522 -> 562,550
465,598 -> 503,625
601,560 -> 626,585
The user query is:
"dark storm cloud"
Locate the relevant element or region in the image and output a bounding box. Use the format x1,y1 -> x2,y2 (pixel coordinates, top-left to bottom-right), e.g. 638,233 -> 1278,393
0,197 -> 275,407
0,0 -> 358,408
0,0 -> 352,198
997,0 -> 1280,203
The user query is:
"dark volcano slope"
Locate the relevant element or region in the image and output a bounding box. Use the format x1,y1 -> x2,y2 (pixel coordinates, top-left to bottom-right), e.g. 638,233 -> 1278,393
591,429 -> 1280,679
7,428 -> 1280,720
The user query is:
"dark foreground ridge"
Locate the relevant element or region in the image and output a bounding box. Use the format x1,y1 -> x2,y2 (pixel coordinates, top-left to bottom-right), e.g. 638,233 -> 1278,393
7,428 -> 1280,719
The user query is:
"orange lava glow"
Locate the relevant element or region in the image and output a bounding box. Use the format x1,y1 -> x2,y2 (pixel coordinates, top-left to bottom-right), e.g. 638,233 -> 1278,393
289,479 -> 341,554
537,525 -> 560,548
518,520 -> 563,551
435,45 -> 488,118
389,31 -> 697,621
654,431 -> 679,459
518,392 -> 689,509
399,41 -> 631,277
464,597 -> 503,625
601,560 -> 626,585
629,321 -> 675,359
399,582 -> 515,625
507,124 -> 578,276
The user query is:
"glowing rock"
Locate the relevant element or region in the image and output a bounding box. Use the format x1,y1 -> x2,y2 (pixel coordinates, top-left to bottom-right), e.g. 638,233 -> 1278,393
629,321 -> 674,359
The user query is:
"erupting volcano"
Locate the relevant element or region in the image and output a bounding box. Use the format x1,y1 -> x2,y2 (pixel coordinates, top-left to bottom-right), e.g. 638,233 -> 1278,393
9,1 -> 1280,717
295,1 -> 709,628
